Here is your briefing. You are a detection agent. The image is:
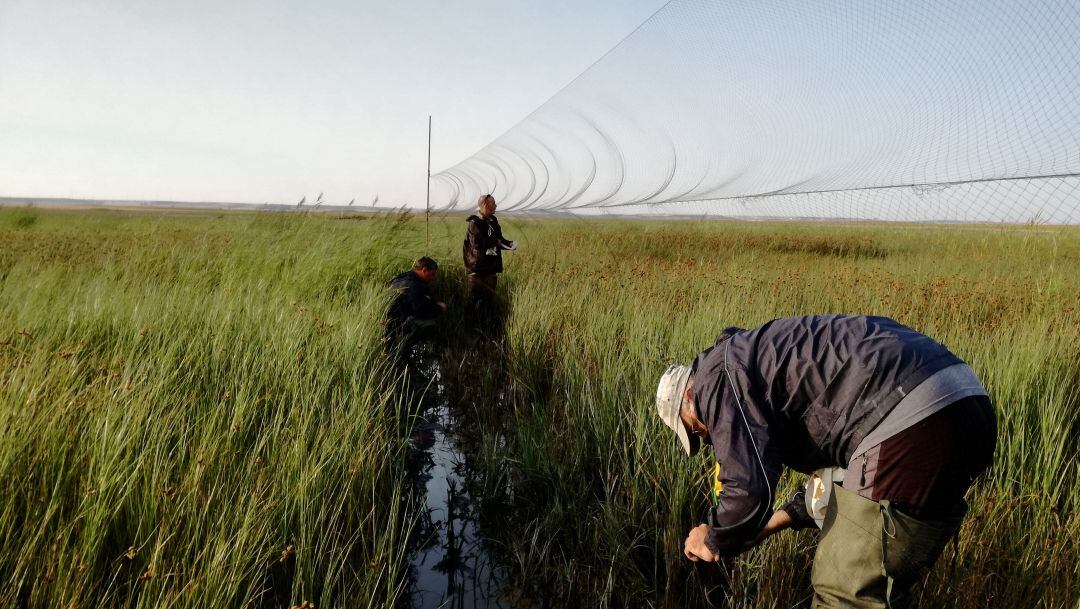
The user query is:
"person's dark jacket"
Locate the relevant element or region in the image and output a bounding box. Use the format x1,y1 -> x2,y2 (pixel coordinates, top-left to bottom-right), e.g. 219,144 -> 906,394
463,215 -> 512,275
689,315 -> 963,556
388,270 -> 441,325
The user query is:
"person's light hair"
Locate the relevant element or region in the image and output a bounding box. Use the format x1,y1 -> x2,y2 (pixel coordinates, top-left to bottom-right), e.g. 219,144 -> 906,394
478,194 -> 495,209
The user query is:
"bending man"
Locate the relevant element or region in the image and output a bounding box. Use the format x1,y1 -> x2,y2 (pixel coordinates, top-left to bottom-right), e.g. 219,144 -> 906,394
655,314 -> 996,608
386,256 -> 445,352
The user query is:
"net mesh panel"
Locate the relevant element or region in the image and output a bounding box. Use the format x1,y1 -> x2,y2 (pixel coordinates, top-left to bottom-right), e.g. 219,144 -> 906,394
433,0 -> 1080,223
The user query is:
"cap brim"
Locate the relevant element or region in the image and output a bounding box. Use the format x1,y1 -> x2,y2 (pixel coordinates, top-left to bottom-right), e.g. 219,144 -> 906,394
668,366 -> 699,457
656,364 -> 700,457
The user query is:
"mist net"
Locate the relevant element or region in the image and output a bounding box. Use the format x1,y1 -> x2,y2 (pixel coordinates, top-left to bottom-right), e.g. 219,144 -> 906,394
432,0 -> 1080,222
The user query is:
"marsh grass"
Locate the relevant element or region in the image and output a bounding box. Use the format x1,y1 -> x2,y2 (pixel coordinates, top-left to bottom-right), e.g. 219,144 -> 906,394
430,217 -> 1080,608
1,208 -> 1077,608
0,209 -> 425,608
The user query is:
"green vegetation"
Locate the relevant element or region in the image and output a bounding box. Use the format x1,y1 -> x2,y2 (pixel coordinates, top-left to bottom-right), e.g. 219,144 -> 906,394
0,209 -> 416,608
452,219 -> 1080,609
2,207 -> 1077,608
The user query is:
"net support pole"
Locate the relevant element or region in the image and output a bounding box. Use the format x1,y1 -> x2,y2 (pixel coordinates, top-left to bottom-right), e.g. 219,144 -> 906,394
426,115 -> 431,250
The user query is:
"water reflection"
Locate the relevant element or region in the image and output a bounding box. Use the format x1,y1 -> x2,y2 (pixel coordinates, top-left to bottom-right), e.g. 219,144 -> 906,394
401,346 -> 511,609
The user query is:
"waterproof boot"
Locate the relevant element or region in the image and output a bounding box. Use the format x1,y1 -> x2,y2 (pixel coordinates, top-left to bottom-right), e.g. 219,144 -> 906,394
811,484 -> 965,609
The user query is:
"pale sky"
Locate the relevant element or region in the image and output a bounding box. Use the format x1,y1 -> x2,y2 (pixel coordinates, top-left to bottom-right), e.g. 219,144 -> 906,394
0,0 -> 668,206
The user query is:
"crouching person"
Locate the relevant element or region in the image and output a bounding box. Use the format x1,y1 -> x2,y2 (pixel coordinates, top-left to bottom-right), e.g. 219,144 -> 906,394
655,315 -> 996,609
386,257 -> 445,353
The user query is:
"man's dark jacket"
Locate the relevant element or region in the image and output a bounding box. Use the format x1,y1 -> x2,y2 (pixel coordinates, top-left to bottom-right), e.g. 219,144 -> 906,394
387,270 -> 441,325
689,315 -> 963,555
463,215 -> 510,275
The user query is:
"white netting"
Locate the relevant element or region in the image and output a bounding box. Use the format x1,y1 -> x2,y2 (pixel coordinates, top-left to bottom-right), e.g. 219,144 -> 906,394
432,0 -> 1080,223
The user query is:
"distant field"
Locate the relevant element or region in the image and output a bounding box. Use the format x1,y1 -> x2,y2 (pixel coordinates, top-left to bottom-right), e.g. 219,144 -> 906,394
1,207 -> 1077,608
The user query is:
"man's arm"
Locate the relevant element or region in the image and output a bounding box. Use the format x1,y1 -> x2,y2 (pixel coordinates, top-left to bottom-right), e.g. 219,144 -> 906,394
689,406 -> 783,559
497,226 -> 514,250
687,507 -> 794,560
488,217 -> 515,250
736,489 -> 816,552
701,470 -> 776,557
779,488 -> 817,530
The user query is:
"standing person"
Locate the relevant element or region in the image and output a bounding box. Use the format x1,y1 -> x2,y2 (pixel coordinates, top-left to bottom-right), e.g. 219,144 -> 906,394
386,257 -> 445,352
462,194 -> 516,312
654,315 -> 996,609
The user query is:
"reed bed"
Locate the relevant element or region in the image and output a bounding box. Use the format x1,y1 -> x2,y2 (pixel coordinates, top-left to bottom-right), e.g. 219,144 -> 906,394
1,207 -> 1077,608
433,216 -> 1080,609
0,209 -> 418,608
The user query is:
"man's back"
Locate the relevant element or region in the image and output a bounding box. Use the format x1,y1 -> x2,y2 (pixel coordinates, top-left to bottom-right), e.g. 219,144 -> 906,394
388,270 -> 439,323
694,315 -> 962,468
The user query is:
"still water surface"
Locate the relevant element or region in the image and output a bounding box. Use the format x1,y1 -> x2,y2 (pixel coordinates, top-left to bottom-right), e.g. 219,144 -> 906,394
403,352 -> 511,609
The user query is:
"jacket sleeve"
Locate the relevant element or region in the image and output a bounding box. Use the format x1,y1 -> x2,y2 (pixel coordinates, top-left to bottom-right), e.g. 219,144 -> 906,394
407,281 -> 441,319
485,217 -> 512,248
496,222 -> 513,248
702,400 -> 783,556
780,488 -> 818,530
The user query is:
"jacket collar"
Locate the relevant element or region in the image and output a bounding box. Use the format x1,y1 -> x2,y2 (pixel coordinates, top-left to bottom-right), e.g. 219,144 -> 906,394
689,328 -> 744,447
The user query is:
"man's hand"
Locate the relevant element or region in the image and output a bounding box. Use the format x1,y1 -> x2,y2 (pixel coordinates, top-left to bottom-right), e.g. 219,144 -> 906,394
683,524 -> 718,562
437,302 -> 447,312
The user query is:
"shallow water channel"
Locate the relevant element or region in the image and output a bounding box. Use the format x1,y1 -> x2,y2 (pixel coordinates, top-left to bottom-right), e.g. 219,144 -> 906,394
402,350 -> 512,609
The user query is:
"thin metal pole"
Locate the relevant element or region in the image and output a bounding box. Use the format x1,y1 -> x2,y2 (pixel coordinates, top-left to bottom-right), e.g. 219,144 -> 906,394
426,115 -> 431,250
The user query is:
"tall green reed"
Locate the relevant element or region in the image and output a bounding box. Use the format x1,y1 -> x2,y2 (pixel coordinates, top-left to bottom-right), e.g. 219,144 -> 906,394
0,209 -> 426,608
442,217 -> 1079,608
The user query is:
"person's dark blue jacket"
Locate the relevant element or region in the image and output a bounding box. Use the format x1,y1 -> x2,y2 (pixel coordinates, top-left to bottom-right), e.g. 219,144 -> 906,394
689,315 -> 963,556
388,270 -> 441,326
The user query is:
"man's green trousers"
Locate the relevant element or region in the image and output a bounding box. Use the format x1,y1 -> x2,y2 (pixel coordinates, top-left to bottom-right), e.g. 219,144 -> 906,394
811,484 -> 966,609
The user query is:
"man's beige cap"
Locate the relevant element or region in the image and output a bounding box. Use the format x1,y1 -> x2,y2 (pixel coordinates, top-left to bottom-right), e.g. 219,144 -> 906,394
655,364 -> 697,456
